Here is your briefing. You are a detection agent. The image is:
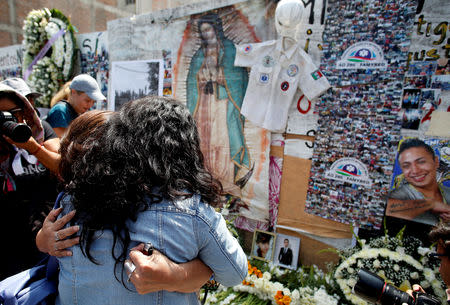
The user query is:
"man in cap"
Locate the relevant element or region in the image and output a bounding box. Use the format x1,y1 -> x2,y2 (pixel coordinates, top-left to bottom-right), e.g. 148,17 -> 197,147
46,74 -> 106,137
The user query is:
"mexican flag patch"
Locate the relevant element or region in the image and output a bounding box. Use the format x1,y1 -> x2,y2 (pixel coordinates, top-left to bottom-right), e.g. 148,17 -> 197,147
311,70 -> 323,80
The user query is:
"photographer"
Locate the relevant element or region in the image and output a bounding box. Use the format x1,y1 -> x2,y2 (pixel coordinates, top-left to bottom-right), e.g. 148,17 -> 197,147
0,78 -> 61,173
0,83 -> 59,279
407,221 -> 450,304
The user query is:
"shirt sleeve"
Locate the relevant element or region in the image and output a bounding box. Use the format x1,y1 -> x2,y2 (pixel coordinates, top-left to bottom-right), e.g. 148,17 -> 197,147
388,184 -> 418,200
297,49 -> 331,101
195,203 -> 247,286
45,103 -> 71,128
41,120 -> 58,141
234,42 -> 266,67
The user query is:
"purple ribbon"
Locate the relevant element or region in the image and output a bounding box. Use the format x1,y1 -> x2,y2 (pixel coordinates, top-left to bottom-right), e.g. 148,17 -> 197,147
23,28 -> 66,80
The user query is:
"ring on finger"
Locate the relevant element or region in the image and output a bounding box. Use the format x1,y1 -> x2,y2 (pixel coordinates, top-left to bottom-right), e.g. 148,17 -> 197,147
55,231 -> 61,241
124,260 -> 136,282
54,243 -> 59,251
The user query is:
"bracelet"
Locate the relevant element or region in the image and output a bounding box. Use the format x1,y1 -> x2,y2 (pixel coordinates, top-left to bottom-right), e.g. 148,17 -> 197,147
29,144 -> 43,155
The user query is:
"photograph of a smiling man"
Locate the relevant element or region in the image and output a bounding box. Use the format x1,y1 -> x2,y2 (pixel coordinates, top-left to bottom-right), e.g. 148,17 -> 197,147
386,138 -> 450,225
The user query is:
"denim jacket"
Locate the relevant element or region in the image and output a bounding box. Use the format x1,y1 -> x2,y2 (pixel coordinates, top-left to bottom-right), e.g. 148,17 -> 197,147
56,193 -> 247,305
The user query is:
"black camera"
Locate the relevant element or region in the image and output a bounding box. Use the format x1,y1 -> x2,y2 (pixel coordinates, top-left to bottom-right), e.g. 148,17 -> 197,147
353,269 -> 441,305
0,111 -> 32,143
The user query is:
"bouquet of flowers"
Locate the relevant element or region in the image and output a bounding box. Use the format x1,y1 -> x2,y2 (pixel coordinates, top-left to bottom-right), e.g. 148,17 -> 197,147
200,260 -> 341,305
22,8 -> 76,108
334,226 -> 446,305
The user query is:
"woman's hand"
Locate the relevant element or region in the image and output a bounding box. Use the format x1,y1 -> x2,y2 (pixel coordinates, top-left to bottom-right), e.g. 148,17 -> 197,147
36,208 -> 80,257
126,243 -> 212,294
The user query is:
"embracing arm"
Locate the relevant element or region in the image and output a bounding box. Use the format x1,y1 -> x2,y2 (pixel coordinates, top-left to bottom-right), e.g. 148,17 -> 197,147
36,207 -> 80,257
127,244 -> 213,294
52,127 -> 67,138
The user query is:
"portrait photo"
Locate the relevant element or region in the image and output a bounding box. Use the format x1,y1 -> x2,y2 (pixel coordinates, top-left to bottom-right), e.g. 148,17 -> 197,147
385,137 -> 450,225
251,230 -> 276,262
273,233 -> 300,269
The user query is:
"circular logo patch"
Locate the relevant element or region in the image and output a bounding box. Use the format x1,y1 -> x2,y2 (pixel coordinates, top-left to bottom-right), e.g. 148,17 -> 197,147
259,73 -> 269,84
287,64 -> 299,77
280,81 -> 289,91
244,45 -> 252,53
262,55 -> 275,67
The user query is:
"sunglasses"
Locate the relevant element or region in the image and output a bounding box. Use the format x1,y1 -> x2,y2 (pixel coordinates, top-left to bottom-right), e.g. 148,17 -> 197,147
8,108 -> 24,115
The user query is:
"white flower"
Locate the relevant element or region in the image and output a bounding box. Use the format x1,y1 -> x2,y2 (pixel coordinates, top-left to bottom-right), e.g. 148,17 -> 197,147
347,278 -> 357,288
262,272 -> 271,281
373,259 -> 380,268
417,247 -> 430,256
420,280 -> 430,289
396,247 -> 405,255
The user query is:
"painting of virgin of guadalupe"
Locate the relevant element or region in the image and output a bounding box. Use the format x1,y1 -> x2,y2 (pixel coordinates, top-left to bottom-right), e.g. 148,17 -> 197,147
174,8 -> 264,197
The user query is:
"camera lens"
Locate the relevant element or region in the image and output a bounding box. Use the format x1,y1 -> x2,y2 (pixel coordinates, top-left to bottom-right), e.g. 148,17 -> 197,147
354,269 -> 386,303
1,121 -> 32,143
353,269 -> 414,305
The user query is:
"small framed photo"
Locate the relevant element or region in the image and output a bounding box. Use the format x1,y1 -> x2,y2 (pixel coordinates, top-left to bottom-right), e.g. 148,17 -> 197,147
274,233 -> 301,269
251,230 -> 277,262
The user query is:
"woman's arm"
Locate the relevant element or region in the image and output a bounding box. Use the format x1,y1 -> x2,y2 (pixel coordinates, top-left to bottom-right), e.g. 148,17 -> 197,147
196,205 -> 248,287
127,244 -> 213,294
3,135 -> 61,173
52,127 -> 67,138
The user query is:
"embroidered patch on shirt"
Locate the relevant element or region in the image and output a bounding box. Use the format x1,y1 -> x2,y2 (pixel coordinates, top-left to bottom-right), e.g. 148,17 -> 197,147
311,70 -> 324,80
280,81 -> 289,91
244,45 -> 252,53
259,73 -> 269,84
287,64 -> 299,77
262,55 -> 275,67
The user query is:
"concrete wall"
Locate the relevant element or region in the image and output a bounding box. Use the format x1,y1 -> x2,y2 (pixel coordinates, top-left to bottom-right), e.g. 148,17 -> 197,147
0,0 -> 135,47
136,0 -> 205,15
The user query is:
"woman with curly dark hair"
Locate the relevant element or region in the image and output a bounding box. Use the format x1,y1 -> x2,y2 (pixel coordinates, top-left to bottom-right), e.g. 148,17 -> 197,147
53,96 -> 247,304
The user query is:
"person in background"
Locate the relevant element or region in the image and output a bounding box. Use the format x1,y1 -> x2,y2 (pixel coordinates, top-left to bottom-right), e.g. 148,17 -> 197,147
406,221 -> 450,303
429,221 -> 450,300
46,74 -> 105,137
0,78 -> 60,173
50,81 -> 71,108
1,77 -> 43,109
0,83 -> 58,279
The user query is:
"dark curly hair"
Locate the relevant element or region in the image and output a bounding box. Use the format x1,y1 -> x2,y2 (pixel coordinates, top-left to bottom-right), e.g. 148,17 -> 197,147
59,96 -> 223,285
59,110 -> 113,184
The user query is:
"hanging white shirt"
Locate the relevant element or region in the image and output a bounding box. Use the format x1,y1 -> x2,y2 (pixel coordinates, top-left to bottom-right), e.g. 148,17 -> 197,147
234,39 -> 330,132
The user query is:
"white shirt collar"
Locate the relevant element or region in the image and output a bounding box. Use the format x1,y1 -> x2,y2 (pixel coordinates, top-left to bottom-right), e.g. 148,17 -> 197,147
275,38 -> 300,61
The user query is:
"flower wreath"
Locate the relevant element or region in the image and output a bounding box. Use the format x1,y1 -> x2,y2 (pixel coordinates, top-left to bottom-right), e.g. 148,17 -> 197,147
334,230 -> 446,305
22,8 -> 76,108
